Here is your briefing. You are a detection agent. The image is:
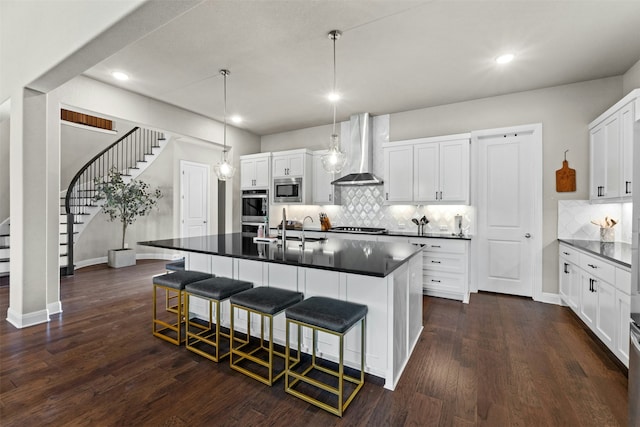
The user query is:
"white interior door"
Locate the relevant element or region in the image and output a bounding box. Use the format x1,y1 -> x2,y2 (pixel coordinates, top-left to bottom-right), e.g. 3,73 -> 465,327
181,160 -> 210,238
473,125 -> 542,298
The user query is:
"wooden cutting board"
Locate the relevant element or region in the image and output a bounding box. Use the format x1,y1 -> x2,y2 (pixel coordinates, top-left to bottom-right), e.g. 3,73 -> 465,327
556,160 -> 576,192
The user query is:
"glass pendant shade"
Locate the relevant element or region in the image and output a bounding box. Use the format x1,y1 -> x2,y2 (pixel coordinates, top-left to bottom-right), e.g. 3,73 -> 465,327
321,134 -> 347,173
215,69 -> 236,181
215,152 -> 235,181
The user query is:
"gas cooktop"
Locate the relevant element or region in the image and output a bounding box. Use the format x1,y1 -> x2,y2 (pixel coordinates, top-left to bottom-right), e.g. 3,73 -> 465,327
328,226 -> 388,235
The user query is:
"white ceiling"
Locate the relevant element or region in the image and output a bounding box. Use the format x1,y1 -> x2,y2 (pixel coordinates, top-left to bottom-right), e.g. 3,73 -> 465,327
84,0 -> 640,136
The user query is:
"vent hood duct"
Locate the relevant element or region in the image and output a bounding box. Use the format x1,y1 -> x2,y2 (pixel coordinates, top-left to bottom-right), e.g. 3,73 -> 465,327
331,113 -> 383,186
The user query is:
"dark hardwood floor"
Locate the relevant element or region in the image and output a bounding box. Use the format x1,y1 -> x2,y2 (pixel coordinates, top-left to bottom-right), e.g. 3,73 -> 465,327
0,260 -> 628,426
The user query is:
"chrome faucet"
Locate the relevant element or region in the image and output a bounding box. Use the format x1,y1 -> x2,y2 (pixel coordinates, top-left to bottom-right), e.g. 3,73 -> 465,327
281,207 -> 287,243
301,215 -> 313,247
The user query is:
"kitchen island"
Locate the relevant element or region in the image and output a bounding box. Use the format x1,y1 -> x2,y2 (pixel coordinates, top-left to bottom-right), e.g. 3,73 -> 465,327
140,233 -> 423,390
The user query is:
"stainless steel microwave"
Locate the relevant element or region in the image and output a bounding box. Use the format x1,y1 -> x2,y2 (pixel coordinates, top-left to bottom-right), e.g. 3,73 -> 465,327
273,177 -> 302,203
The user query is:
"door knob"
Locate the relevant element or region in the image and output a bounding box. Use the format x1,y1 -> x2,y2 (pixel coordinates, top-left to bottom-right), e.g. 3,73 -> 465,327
524,233 -> 531,238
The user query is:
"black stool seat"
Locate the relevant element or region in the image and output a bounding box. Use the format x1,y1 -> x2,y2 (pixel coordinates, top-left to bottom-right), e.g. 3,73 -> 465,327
153,270 -> 212,290
231,287 -> 303,315
165,258 -> 185,271
286,297 -> 368,334
186,277 -> 253,300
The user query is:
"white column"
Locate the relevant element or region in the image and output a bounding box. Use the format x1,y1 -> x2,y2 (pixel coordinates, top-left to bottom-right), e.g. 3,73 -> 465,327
7,88 -> 60,328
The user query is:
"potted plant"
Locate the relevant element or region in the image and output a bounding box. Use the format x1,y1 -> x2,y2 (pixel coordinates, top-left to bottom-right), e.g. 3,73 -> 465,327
94,168 -> 162,268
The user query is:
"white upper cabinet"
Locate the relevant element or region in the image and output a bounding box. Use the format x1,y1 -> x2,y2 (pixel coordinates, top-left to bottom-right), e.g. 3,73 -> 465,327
414,143 -> 438,202
272,150 -> 307,177
438,139 -> 470,203
312,150 -> 339,205
589,94 -> 636,202
240,152 -> 271,189
383,133 -> 470,204
620,102 -> 634,197
383,144 -> 414,203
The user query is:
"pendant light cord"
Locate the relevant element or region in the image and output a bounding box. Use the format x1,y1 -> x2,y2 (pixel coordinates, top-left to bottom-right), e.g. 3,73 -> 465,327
330,31 -> 339,137
223,70 -> 228,157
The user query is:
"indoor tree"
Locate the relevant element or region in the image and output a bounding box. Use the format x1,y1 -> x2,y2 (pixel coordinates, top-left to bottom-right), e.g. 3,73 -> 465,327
94,168 -> 163,250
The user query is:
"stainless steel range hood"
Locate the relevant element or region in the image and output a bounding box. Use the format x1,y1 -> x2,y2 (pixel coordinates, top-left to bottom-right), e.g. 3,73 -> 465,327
331,113 -> 383,186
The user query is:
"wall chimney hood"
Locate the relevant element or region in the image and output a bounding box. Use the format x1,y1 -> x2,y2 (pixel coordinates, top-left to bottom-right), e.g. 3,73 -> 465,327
331,113 -> 383,186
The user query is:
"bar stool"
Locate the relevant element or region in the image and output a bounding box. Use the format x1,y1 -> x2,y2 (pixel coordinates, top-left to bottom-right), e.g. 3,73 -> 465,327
229,287 -> 304,386
165,258 -> 185,273
285,296 -> 368,417
152,270 -> 213,345
163,258 -> 185,313
184,277 -> 253,362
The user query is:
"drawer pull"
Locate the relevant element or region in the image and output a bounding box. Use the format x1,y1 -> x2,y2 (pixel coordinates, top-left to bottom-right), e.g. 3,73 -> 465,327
431,279 -> 441,283
431,260 -> 441,264
430,245 -> 441,248
587,263 -> 598,269
562,252 -> 570,256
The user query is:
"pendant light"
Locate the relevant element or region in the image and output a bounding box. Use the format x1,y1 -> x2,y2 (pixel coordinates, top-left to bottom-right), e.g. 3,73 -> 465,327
215,69 -> 236,181
321,30 -> 348,174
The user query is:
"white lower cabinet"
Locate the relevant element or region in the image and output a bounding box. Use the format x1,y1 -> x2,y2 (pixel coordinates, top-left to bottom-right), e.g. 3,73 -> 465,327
558,242 -> 631,367
409,237 -> 470,303
594,278 -> 616,348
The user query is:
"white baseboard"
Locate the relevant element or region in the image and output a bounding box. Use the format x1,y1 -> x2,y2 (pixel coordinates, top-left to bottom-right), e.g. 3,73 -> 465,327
536,292 -> 563,306
6,306 -> 49,329
48,300 -> 63,315
73,253 -> 176,270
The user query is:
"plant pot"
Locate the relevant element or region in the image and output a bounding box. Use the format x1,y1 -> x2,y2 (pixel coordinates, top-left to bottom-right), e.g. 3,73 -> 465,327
108,248 -> 136,268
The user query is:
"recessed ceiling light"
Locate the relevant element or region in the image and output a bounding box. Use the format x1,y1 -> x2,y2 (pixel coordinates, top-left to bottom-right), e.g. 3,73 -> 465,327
111,71 -> 129,81
231,115 -> 242,124
328,92 -> 340,102
495,53 -> 515,64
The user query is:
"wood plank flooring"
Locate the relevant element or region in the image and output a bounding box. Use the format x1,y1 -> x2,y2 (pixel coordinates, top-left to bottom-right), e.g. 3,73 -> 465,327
0,260 -> 628,426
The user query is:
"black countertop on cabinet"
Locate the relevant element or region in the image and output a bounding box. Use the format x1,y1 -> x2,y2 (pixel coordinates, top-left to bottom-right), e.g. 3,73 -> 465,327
385,230 -> 472,240
558,239 -> 632,268
139,233 -> 423,278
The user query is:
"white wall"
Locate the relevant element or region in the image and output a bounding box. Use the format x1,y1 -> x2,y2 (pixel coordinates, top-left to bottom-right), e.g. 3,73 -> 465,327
623,58 -> 640,95
0,114 -> 9,220
261,123 -> 335,153
260,77 -> 624,295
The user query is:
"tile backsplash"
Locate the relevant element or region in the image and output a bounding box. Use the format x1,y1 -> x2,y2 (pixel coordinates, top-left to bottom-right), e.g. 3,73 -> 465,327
557,200 -> 631,243
269,185 -> 474,235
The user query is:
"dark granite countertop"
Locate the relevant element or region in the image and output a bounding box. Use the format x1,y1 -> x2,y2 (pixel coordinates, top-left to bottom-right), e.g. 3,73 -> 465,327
139,233 -> 423,278
385,230 -> 472,240
558,239 -> 632,268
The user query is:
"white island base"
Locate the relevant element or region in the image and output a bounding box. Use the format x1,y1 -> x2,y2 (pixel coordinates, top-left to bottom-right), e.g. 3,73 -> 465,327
186,252 -> 423,390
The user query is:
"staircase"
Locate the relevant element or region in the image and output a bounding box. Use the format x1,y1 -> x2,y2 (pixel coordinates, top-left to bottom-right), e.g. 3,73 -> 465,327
61,127 -> 168,275
0,220 -> 8,285
0,127 -> 168,281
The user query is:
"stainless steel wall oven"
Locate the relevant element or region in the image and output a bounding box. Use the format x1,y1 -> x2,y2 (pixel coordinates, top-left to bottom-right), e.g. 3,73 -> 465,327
241,189 -> 268,223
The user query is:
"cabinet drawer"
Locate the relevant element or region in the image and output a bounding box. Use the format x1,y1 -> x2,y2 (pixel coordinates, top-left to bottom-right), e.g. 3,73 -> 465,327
615,267 -> 631,294
559,243 -> 579,265
423,272 -> 464,294
579,252 -> 615,283
421,239 -> 466,254
423,252 -> 466,274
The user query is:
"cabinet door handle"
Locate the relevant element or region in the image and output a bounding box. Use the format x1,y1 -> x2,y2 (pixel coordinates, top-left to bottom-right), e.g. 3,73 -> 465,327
435,191 -> 439,200
589,278 -> 593,292
431,260 -> 441,264
626,181 -> 632,194
431,279 -> 441,283
563,263 -> 569,274
587,263 -> 598,269
329,194 -> 332,202
592,279 -> 597,292
386,192 -> 389,200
